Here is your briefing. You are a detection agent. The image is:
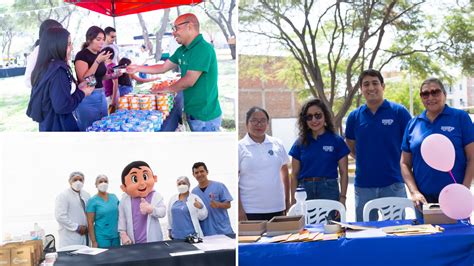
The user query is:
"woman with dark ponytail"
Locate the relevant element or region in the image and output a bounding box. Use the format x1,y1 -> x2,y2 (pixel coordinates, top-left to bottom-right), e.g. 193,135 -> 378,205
26,27 -> 94,131
74,26 -> 115,131
25,19 -> 62,89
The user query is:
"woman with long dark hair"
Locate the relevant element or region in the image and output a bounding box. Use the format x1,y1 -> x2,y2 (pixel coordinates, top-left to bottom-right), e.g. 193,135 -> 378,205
24,19 -> 62,89
289,98 -> 350,208
74,26 -> 114,131
26,27 -> 94,131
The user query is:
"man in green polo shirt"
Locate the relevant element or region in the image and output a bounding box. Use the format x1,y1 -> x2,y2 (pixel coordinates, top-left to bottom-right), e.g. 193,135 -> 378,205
126,13 -> 222,132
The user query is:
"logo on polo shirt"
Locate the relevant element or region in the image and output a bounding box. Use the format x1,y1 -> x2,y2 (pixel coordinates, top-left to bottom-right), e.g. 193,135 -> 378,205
381,119 -> 394,125
441,126 -> 455,132
323,146 -> 334,152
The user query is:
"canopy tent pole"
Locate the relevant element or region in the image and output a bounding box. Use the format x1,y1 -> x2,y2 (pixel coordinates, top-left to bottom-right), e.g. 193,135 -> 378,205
112,0 -> 117,42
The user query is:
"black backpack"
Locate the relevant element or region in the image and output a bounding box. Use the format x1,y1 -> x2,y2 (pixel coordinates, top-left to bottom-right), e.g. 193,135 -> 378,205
43,234 -> 56,253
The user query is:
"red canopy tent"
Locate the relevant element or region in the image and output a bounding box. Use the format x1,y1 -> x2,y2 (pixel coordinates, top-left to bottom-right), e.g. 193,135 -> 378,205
64,0 -> 203,17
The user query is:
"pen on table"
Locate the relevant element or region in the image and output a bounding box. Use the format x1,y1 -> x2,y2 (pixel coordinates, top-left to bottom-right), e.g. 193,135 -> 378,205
164,242 -> 170,247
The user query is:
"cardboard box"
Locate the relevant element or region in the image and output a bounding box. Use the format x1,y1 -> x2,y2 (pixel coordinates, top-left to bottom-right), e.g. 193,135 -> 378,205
10,246 -> 33,266
0,247 -> 11,266
266,215 -> 305,236
23,240 -> 43,266
238,220 -> 267,236
423,204 -> 456,224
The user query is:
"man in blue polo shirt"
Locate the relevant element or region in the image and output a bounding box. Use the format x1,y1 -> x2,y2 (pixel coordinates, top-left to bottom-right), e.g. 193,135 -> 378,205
345,69 -> 412,221
400,77 -> 474,221
191,162 -> 234,236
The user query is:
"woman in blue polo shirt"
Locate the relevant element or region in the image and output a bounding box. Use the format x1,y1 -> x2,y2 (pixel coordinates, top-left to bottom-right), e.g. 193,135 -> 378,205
289,98 -> 350,209
401,78 -> 474,221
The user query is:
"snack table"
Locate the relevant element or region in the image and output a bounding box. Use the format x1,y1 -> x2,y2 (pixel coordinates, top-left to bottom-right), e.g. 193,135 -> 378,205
239,220 -> 474,266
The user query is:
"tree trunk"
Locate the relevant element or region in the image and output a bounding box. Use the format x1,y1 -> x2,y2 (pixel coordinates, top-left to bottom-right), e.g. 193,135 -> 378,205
202,0 -> 236,59
154,9 -> 170,62
137,13 -> 153,55
229,43 -> 236,60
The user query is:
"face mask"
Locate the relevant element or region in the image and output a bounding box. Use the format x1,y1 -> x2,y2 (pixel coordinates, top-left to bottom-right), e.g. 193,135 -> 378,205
177,184 -> 189,194
97,183 -> 108,193
72,181 -> 83,191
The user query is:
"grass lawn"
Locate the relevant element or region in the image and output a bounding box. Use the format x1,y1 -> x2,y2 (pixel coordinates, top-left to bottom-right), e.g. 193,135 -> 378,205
0,48 -> 236,132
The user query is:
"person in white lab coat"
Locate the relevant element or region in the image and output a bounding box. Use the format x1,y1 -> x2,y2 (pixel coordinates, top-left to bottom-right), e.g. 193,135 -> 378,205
167,176 -> 207,239
55,171 -> 91,248
118,161 -> 166,245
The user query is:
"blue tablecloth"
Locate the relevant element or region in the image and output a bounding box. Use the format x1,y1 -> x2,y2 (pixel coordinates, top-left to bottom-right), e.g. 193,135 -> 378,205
239,220 -> 474,266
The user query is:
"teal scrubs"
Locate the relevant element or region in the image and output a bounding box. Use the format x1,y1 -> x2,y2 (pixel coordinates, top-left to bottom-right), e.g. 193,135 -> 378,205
86,193 -> 120,247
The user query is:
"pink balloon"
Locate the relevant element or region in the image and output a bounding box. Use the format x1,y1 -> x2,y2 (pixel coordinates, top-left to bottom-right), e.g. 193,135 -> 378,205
439,184 -> 473,220
420,134 -> 455,172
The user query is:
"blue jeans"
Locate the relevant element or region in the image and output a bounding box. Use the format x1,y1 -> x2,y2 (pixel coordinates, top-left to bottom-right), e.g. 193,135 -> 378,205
75,89 -> 107,131
301,178 -> 340,201
186,114 -> 221,132
355,182 -> 407,222
301,178 -> 340,221
161,91 -> 183,131
96,237 -> 120,248
119,85 -> 133,96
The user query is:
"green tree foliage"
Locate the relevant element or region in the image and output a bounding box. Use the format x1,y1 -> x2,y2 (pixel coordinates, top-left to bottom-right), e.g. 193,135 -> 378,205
240,0 -> 472,131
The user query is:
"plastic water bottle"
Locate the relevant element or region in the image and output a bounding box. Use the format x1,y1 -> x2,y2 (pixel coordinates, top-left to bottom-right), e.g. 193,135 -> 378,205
33,223 -> 45,243
294,187 -> 307,223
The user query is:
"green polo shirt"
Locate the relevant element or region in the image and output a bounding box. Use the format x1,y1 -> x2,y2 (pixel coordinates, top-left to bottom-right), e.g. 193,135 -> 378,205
169,34 -> 222,121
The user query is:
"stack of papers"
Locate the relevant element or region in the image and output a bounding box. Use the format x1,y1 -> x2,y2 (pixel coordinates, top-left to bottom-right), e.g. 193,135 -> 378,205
381,224 -> 444,236
238,236 -> 261,243
267,230 -> 342,243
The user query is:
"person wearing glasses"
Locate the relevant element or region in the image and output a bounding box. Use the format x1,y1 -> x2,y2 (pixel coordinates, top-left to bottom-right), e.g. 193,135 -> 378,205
126,13 -> 222,132
104,27 -> 119,65
400,77 -> 474,222
345,69 -> 412,221
289,99 -> 350,215
239,107 -> 290,221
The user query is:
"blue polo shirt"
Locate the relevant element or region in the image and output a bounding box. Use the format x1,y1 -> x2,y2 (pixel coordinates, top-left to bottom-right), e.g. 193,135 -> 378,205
401,105 -> 474,195
289,132 -> 350,179
345,99 -> 412,187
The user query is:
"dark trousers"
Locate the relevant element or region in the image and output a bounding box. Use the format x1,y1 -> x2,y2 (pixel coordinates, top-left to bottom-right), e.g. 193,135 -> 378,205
246,211 -> 285,221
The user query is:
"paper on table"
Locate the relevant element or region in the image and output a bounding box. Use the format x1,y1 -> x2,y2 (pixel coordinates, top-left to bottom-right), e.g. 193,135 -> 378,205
381,224 -> 443,235
268,234 -> 291,243
331,221 -> 374,230
170,250 -> 205,256
193,235 -> 236,251
345,229 -> 387,239
238,236 -> 261,243
71,247 -> 108,255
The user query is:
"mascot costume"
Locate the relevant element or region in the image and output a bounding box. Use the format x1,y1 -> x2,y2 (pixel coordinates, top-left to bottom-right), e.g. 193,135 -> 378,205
118,161 -> 166,244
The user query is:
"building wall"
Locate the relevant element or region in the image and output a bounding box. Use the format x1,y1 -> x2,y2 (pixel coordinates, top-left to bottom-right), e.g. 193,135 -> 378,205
238,87 -> 301,138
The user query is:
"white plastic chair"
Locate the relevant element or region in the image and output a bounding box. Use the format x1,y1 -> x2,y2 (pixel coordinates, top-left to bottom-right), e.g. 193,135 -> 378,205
362,197 -> 415,222
287,199 -> 346,224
